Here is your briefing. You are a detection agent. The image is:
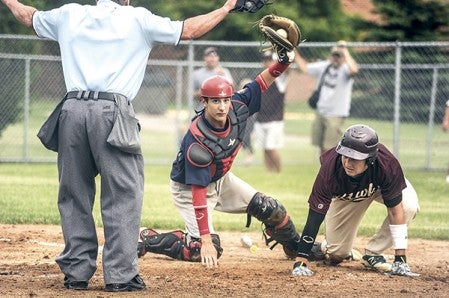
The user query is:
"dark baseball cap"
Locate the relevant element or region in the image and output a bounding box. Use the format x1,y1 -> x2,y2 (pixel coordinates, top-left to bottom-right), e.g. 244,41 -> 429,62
204,47 -> 218,56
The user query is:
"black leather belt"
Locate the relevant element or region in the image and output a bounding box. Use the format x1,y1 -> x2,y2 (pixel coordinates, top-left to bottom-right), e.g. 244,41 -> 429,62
66,91 -> 116,101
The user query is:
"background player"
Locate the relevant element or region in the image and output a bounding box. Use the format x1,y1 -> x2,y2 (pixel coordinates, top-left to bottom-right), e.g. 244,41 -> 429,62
291,124 -> 420,277
253,50 -> 289,173
138,49 -> 301,269
294,41 -> 359,155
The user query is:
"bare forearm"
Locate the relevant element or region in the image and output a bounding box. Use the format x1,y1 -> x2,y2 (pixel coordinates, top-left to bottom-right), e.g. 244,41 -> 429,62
344,52 -> 359,75
2,0 -> 37,28
181,7 -> 230,40
293,48 -> 308,73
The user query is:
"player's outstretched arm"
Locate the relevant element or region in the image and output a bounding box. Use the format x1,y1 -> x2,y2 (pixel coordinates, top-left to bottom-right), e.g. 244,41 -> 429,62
181,0 -> 237,40
2,0 -> 37,28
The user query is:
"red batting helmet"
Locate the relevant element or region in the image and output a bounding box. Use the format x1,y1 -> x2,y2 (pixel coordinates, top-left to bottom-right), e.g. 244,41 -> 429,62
200,75 -> 234,98
336,124 -> 379,164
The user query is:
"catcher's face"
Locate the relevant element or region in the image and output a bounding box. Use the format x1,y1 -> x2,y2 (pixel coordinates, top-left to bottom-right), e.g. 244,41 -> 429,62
202,97 -> 231,128
341,155 -> 368,177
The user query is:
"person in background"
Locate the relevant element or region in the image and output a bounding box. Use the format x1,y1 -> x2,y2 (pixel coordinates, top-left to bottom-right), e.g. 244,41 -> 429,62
442,100 -> 449,183
294,40 -> 359,155
193,47 -> 234,103
253,50 -> 288,173
1,0 -> 239,292
291,124 -> 420,278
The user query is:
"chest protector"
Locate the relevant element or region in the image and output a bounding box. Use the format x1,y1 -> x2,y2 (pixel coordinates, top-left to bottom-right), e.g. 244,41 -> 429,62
188,100 -> 249,181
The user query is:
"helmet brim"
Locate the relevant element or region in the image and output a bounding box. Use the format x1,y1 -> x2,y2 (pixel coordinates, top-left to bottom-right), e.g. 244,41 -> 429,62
336,144 -> 369,160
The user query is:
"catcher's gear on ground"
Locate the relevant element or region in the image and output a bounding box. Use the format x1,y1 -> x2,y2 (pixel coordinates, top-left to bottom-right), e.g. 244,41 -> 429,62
388,261 -> 420,277
246,192 -> 301,258
139,229 -> 223,262
230,0 -> 273,13
291,261 -> 314,276
258,15 -> 301,63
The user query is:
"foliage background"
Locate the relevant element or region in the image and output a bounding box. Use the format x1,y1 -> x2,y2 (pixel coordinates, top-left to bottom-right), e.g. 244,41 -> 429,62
1,0 -> 448,41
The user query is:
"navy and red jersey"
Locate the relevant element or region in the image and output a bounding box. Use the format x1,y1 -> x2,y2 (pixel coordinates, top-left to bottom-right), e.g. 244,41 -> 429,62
309,143 -> 407,214
170,80 -> 262,186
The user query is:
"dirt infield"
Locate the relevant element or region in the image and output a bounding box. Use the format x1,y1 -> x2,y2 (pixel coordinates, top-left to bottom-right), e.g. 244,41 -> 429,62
1,224 -> 448,297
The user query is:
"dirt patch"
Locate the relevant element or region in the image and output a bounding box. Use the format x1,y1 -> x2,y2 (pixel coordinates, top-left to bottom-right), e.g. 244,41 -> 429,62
0,224 -> 448,297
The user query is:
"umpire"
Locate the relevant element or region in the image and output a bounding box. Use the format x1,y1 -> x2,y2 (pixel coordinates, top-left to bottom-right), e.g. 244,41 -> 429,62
2,0 -> 239,292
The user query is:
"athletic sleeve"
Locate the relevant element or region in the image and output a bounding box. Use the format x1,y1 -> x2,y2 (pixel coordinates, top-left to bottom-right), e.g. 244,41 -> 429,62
297,209 -> 326,259
192,184 -> 210,235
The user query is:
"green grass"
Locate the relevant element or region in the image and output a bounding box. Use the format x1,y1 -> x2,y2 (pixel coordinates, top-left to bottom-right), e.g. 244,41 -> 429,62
0,162 -> 448,241
1,100 -> 448,241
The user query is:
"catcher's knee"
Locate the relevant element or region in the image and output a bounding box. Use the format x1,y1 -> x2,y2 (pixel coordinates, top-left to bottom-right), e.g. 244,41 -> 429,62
139,229 -> 223,262
246,192 -> 287,227
246,192 -> 300,258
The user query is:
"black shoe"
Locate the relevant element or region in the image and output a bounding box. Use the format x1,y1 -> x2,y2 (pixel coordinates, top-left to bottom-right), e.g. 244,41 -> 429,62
64,276 -> 88,290
105,274 -> 146,292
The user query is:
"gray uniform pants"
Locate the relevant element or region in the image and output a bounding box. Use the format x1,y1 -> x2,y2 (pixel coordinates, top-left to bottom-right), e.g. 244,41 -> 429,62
170,172 -> 257,238
320,178 -> 420,259
55,96 -> 144,284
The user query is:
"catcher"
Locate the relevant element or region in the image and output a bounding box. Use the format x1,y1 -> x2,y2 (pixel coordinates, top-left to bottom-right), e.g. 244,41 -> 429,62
138,15 -> 301,268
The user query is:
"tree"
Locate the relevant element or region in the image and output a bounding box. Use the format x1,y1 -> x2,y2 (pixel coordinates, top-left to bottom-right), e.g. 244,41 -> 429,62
363,0 -> 449,41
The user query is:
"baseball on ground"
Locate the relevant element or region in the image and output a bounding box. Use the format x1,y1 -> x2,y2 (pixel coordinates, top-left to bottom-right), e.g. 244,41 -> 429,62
276,29 -> 288,38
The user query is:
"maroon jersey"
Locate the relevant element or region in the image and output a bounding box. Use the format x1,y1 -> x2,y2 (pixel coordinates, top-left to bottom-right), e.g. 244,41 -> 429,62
309,143 -> 407,214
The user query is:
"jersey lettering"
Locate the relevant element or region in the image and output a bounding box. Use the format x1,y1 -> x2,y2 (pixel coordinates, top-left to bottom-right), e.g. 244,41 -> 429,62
334,183 -> 378,202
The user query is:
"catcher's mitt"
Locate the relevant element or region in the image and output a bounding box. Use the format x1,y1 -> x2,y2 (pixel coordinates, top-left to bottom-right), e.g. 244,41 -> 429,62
258,14 -> 301,52
230,0 -> 274,13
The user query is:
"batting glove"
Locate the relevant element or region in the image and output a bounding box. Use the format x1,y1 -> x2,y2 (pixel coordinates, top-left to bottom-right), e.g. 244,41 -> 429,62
291,261 -> 314,276
388,261 -> 420,277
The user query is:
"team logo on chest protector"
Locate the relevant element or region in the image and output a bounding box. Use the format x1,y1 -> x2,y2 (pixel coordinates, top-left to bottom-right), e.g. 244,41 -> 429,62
187,101 -> 249,181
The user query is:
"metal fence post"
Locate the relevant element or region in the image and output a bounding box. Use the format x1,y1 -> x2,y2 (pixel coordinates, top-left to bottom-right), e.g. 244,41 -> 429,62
393,41 -> 402,158
23,58 -> 30,162
426,68 -> 439,169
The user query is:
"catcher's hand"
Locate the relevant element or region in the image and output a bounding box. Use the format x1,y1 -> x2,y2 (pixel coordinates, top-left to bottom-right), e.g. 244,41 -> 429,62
258,14 -> 301,63
230,0 -> 274,13
387,261 -> 420,277
291,261 -> 314,277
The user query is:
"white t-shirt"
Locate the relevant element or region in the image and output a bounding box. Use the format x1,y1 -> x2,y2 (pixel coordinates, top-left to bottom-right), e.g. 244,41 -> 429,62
32,0 -> 183,100
308,60 -> 354,117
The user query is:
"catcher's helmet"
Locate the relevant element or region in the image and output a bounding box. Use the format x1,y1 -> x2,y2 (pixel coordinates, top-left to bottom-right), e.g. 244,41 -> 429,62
201,75 -> 234,98
336,124 -> 378,164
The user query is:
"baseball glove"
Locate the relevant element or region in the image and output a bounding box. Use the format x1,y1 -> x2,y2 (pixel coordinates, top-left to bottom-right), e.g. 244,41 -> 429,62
230,0 -> 274,13
258,14 -> 301,52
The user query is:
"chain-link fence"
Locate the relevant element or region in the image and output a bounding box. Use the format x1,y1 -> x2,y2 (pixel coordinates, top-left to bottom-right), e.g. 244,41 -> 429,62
1,35 -> 448,170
